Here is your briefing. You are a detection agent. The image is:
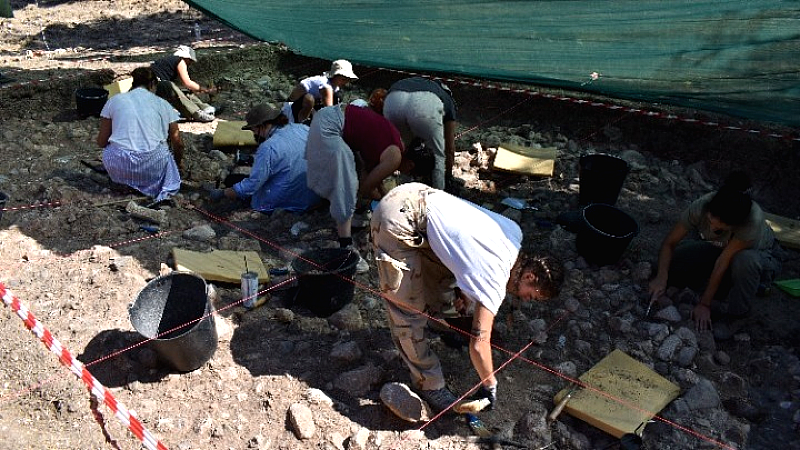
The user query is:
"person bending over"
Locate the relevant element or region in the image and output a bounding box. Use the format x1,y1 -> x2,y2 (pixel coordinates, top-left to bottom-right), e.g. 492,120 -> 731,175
282,59 -> 358,124
371,182 -> 565,413
151,45 -> 217,122
382,77 -> 458,191
304,103 -> 404,273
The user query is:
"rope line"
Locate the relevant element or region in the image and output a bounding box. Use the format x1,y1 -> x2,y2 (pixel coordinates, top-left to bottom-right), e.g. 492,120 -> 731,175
0,283 -> 169,450
191,205 -> 735,449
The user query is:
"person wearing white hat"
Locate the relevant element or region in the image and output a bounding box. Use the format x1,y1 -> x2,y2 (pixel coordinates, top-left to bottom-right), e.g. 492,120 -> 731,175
151,45 -> 217,122
282,59 -> 358,124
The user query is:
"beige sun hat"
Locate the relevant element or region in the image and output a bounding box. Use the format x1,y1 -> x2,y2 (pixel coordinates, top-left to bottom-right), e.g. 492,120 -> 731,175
173,45 -> 197,62
325,59 -> 358,80
242,103 -> 283,130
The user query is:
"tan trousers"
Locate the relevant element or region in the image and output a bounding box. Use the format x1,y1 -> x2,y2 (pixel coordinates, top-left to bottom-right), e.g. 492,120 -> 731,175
370,183 -> 456,390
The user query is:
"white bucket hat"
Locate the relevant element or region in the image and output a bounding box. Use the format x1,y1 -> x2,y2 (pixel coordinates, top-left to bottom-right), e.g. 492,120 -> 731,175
325,59 -> 358,80
174,45 -> 197,62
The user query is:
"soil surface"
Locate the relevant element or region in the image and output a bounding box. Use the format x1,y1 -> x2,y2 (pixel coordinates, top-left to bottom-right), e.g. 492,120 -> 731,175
1,2 -> 800,450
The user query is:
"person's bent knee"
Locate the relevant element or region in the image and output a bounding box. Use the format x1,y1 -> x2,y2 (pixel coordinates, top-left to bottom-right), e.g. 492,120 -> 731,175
730,251 -> 761,277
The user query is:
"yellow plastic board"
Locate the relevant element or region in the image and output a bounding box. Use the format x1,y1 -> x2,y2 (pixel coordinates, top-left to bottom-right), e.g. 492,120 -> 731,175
554,349 -> 680,438
104,77 -> 132,99
492,143 -> 557,177
765,212 -> 800,250
213,120 -> 257,148
172,248 -> 269,284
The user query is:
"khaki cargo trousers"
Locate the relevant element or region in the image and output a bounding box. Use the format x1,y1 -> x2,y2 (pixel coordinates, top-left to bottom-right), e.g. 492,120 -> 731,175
370,183 -> 457,391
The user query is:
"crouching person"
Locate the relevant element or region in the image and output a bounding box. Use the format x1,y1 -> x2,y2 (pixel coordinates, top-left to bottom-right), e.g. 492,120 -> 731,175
208,103 -> 321,214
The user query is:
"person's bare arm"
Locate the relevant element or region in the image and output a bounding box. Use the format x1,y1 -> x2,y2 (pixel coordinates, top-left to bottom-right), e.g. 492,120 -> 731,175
649,222 -> 689,299
167,122 -> 184,168
469,303 -> 497,387
176,59 -> 202,92
320,86 -> 334,107
96,118 -> 112,147
359,145 -> 402,199
444,120 -> 457,174
693,238 -> 752,330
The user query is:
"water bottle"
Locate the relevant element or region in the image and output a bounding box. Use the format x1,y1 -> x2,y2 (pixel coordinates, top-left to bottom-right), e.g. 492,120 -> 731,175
193,22 -> 201,40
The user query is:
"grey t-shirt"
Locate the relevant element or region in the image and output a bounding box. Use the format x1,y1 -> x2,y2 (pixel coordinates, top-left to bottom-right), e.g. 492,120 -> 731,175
680,192 -> 775,249
389,77 -> 457,122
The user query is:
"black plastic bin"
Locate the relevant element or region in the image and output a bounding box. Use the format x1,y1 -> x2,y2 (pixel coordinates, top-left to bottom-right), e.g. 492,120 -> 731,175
578,154 -> 630,206
292,248 -> 359,317
75,87 -> 109,118
128,272 -> 217,372
576,203 -> 639,265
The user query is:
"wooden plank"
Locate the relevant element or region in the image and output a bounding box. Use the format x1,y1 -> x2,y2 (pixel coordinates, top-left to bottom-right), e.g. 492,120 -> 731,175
554,349 -> 680,438
172,248 -> 269,284
492,143 -> 557,177
213,120 -> 257,147
765,212 -> 800,250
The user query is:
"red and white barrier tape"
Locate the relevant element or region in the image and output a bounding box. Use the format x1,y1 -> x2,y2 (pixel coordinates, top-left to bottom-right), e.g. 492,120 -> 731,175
0,282 -> 168,450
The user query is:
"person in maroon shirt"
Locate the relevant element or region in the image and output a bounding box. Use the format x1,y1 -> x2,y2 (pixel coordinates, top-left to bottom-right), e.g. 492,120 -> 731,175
305,103 -> 405,273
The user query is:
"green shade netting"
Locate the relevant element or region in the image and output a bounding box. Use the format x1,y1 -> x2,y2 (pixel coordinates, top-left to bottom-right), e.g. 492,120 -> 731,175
184,0 -> 800,126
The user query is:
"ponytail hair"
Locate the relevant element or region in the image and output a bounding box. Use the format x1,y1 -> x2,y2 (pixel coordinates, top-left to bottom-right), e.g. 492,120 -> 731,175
707,170 -> 752,226
516,252 -> 565,299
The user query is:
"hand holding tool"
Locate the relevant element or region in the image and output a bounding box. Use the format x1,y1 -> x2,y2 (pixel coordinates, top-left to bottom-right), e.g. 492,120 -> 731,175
548,384 -> 578,422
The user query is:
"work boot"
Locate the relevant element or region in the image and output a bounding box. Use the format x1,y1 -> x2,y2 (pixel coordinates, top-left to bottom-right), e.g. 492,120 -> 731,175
419,387 -> 458,414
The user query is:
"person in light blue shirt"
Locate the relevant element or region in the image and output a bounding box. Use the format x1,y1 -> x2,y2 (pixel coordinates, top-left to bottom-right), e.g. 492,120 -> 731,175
209,104 -> 321,214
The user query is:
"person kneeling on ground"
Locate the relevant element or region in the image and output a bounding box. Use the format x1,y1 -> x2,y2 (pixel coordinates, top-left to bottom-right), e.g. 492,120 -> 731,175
282,59 -> 358,124
97,67 -> 184,202
151,45 -> 217,122
370,182 -> 565,413
648,170 -> 782,334
304,102 -> 405,274
208,103 -> 321,214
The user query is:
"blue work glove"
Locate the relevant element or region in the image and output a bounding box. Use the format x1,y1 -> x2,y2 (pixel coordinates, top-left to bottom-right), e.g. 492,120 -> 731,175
209,188 -> 225,201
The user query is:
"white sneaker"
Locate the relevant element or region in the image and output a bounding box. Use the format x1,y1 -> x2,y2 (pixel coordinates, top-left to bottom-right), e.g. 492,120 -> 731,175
202,105 -> 216,115
193,110 -> 215,122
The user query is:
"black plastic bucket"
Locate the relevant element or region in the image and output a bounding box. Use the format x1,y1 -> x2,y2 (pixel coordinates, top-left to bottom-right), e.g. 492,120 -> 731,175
75,87 -> 109,118
578,154 -> 630,206
576,203 -> 639,265
128,272 -> 217,372
0,191 -> 7,222
292,248 -> 359,317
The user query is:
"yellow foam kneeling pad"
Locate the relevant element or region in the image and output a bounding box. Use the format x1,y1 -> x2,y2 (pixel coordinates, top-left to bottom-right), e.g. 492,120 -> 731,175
492,143 -> 557,177
213,120 -> 257,148
554,349 -> 680,438
104,77 -> 132,99
765,212 -> 800,250
172,248 -> 268,284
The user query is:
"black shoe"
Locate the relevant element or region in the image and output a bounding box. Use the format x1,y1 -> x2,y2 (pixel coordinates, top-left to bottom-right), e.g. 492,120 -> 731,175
419,387 -> 458,413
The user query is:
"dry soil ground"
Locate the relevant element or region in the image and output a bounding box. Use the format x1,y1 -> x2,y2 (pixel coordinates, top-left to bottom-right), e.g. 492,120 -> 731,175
1,2 -> 800,450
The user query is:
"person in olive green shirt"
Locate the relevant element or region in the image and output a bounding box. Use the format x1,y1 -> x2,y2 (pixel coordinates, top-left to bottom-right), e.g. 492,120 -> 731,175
648,171 -> 782,332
